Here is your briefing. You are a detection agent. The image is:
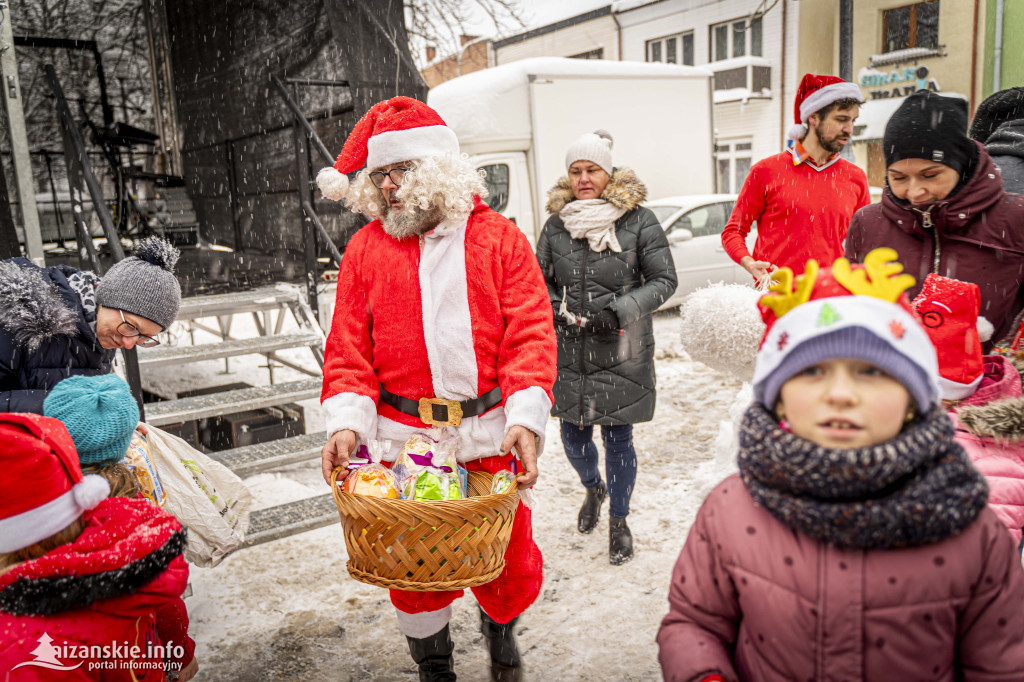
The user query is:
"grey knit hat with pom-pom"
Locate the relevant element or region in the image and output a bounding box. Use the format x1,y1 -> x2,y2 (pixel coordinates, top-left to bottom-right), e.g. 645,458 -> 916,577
95,237 -> 181,330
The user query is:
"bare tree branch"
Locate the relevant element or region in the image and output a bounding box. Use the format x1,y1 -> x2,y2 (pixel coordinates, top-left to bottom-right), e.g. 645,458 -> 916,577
404,0 -> 525,67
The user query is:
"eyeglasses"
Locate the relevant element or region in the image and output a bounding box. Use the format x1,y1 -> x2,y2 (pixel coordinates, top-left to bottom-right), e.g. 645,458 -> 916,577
368,167 -> 409,188
117,310 -> 161,348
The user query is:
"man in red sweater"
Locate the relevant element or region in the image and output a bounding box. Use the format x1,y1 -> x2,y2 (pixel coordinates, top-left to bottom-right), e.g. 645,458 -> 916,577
722,74 -> 871,279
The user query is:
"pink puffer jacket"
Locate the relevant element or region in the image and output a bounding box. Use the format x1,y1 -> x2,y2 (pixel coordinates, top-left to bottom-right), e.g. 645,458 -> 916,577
657,474 -> 1024,682
953,355 -> 1024,548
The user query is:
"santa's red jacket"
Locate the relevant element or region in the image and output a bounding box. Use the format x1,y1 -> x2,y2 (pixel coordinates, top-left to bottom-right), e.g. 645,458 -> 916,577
321,198 -> 557,461
0,497 -> 194,680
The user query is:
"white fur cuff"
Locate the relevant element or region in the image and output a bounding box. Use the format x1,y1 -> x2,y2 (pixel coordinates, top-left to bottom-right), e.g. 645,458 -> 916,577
322,392 -> 378,445
503,386 -> 552,455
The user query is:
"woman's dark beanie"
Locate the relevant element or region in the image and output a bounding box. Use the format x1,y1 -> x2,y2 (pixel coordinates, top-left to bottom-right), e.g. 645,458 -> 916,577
970,87 -> 1024,142
883,90 -> 974,174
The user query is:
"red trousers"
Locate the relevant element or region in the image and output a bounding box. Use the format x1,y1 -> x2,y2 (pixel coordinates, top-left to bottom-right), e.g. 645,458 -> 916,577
390,455 -> 543,624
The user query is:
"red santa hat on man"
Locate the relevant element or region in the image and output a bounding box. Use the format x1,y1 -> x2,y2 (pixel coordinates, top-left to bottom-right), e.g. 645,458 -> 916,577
316,96 -> 460,201
788,73 -> 864,141
0,413 -> 110,553
911,274 -> 994,401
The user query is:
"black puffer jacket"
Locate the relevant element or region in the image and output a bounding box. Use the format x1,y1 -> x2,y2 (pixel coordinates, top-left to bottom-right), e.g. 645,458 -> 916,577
536,169 -> 677,426
0,258 -> 114,413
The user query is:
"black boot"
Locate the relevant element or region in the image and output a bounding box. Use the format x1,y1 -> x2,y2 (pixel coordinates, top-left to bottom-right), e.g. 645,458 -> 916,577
609,515 -> 634,565
577,479 -> 607,533
479,607 -> 522,682
405,624 -> 456,681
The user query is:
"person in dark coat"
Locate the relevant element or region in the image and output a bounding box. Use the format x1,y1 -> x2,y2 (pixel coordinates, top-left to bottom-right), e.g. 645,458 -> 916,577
0,237 -> 181,413
969,86 -> 1024,194
535,130 -> 677,565
845,90 -> 1024,350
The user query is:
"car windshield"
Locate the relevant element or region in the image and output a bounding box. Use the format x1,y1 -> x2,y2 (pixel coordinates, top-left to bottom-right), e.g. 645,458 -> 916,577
647,205 -> 682,226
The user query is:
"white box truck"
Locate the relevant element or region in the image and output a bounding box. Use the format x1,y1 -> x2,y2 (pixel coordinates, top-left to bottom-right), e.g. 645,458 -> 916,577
427,57 -> 715,245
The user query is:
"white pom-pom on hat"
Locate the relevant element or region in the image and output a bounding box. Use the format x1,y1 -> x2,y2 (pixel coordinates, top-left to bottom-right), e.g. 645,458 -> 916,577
317,167 -> 350,201
977,316 -> 994,343
787,123 -> 808,140
73,474 -> 111,510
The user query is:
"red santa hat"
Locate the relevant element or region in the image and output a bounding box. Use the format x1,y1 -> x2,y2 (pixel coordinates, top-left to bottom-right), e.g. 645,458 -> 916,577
316,96 -> 460,201
0,413 -> 110,553
911,274 -> 993,400
787,73 -> 864,141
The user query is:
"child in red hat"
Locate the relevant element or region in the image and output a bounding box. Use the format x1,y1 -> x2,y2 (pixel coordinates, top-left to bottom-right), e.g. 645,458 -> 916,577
0,413 -> 197,681
658,249 -> 1024,681
912,274 -> 1024,549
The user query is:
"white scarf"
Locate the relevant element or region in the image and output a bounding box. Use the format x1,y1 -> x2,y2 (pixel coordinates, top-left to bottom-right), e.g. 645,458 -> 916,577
559,199 -> 627,253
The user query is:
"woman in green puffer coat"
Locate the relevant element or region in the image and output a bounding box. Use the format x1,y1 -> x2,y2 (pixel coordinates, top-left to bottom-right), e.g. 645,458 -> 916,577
535,129 -> 677,566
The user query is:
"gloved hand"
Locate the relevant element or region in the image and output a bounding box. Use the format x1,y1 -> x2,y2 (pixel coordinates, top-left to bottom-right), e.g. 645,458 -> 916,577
587,308 -> 619,332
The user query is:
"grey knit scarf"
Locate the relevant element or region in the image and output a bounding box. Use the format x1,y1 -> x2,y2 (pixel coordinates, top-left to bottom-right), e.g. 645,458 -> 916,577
737,403 -> 989,550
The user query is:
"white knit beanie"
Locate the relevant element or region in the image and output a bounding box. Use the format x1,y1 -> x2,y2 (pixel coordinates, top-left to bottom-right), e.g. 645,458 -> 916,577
565,129 -> 614,176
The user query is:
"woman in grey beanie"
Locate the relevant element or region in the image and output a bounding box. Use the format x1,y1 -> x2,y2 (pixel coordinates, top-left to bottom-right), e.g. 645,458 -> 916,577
0,236 -> 181,413
536,129 -> 677,565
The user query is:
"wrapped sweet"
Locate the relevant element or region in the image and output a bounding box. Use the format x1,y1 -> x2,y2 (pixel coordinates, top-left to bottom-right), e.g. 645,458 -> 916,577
342,440 -> 399,498
123,431 -> 167,507
394,431 -> 467,498
401,467 -> 464,501
490,469 -> 516,495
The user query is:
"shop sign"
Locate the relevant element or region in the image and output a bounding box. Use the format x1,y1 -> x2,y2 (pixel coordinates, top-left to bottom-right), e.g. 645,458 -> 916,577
859,65 -> 941,100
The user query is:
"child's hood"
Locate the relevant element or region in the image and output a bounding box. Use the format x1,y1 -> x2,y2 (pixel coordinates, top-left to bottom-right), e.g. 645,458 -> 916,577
954,354 -> 1024,442
0,497 -> 187,617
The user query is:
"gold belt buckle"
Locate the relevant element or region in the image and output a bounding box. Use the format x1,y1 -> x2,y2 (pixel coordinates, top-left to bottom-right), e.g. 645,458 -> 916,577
418,397 -> 463,427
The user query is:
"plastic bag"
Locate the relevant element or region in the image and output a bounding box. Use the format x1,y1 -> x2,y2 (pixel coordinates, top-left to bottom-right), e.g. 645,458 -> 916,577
145,425 -> 253,568
342,440 -> 399,498
123,432 -> 167,507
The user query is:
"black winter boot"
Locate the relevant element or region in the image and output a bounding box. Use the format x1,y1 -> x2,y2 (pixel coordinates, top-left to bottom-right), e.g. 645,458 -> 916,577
405,624 -> 457,681
577,479 -> 607,533
479,607 -> 522,682
609,515 -> 634,565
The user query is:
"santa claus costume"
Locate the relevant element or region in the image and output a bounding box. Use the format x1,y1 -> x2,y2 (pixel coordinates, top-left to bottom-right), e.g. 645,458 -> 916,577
317,96 -> 556,680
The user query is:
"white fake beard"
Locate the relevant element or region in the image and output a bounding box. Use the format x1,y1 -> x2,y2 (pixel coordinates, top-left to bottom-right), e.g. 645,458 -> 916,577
381,204 -> 443,240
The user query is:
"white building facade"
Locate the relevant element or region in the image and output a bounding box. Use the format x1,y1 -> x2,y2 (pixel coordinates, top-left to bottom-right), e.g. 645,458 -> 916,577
616,0 -> 804,194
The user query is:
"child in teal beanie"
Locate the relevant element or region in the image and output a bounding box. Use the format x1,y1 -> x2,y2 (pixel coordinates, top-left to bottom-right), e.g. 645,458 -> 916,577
44,374 -> 142,497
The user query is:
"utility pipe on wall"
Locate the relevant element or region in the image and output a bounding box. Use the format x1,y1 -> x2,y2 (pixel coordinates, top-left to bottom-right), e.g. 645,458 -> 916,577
994,0 -> 1005,91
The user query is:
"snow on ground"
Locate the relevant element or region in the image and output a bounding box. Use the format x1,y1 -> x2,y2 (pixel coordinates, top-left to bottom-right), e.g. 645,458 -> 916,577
145,310 -> 742,681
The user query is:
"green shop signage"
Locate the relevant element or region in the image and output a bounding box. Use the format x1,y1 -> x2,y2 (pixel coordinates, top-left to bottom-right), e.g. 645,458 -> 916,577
859,65 -> 941,100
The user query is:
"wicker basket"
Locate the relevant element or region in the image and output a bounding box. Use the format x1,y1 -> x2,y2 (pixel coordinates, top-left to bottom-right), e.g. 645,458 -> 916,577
330,468 -> 520,591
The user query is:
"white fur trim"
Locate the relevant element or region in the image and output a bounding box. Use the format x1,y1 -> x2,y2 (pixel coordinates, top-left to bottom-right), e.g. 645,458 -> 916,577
503,386 -> 552,455
0,475 -> 109,553
366,125 -> 460,170
938,374 -> 984,401
316,167 -> 349,201
753,297 -> 940,402
798,81 -> 863,123
977,316 -> 994,343
322,392 -> 378,445
420,219 -> 478,401
73,474 -> 111,509
394,605 -> 452,638
787,123 -> 809,141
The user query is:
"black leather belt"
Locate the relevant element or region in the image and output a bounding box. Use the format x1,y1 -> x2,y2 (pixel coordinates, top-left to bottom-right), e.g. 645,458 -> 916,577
379,386 -> 502,427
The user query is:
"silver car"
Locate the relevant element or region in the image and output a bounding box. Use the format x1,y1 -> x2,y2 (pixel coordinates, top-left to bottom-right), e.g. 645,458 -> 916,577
645,194 -> 757,310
